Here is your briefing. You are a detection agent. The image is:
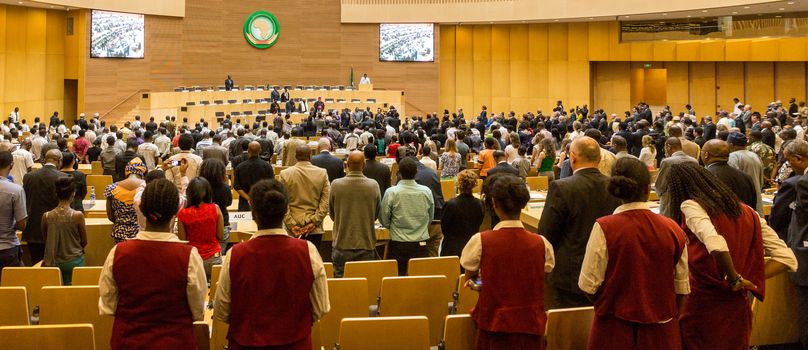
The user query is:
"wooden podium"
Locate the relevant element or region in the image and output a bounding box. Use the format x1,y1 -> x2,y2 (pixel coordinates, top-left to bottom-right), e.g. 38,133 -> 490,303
358,83 -> 373,91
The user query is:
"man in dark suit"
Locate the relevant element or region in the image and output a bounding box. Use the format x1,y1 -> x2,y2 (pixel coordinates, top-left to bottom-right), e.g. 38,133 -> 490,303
539,137 -> 621,308
486,151 -> 519,178
630,120 -> 649,157
702,116 -> 717,141
761,120 -> 776,149
362,144 -> 390,195
22,149 -> 64,264
48,112 -> 60,130
786,139 -> 808,349
224,75 -> 234,91
311,140 -> 345,183
770,139 -> 808,240
270,87 -> 281,102
701,139 -> 758,210
281,87 -> 290,102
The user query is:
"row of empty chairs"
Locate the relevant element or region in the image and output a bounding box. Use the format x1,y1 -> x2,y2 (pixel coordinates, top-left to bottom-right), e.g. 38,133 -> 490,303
175,85 -> 357,92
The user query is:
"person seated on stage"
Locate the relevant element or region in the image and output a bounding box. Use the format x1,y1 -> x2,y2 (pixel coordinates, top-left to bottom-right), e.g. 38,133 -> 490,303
360,73 -> 371,85
460,173 -> 555,347
213,179 -> 329,350
99,178 -> 207,349
579,157 -> 689,350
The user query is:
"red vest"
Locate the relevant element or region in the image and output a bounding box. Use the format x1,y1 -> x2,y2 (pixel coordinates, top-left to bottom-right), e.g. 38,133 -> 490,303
595,210 -> 687,323
472,228 -> 546,335
227,234 -> 314,347
111,240 -> 196,350
682,204 -> 765,301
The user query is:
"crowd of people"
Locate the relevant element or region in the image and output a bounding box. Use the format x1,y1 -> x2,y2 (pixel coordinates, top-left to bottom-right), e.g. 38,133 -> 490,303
0,96 -> 806,349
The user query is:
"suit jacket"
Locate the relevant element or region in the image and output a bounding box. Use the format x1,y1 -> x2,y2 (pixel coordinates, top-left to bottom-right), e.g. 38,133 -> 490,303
225,79 -> 234,91
787,171 -> 808,285
277,161 -> 331,235
655,151 -> 699,218
680,138 -> 701,160
22,165 -> 63,243
363,159 -> 391,196
486,162 -> 520,178
703,122 -> 716,141
414,161 -> 444,221
762,128 -> 776,149
539,168 -> 621,294
770,174 -> 799,240
706,162 -> 758,212
271,90 -> 281,102
281,91 -> 290,102
311,151 -> 345,183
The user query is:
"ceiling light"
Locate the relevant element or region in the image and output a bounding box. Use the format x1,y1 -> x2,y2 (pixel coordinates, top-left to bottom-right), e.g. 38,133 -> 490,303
776,15 -> 782,17
554,19 -> 559,22
662,13 -> 668,16
624,15 -> 630,18
732,11 -> 738,14
762,36 -> 769,38
588,17 -> 594,20
779,7 -> 786,10
702,10 -> 708,12
744,6 -> 750,8
788,1 -> 795,4
17,1 -> 22,4
687,15 -> 692,17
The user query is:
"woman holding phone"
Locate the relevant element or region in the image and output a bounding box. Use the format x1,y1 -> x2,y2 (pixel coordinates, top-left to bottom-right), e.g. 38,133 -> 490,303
460,173 -> 555,349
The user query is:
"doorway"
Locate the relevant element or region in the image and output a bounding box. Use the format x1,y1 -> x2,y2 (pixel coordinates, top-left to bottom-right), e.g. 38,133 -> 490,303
64,79 -> 78,123
630,67 -> 667,109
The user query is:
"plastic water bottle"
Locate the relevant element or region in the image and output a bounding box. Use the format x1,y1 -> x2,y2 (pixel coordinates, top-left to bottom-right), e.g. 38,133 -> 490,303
89,186 -> 96,206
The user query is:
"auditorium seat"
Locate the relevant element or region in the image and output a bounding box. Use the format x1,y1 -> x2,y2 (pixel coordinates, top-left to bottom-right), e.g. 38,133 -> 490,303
0,267 -> 62,315
39,286 -> 113,349
366,99 -> 376,103
0,287 -> 30,326
337,316 -> 430,350
472,179 -> 483,194
211,318 -> 228,350
214,100 -> 224,105
750,259 -> 800,346
378,275 -> 449,346
440,314 -> 475,350
319,278 -> 369,349
194,321 -> 210,350
526,176 -> 549,191
90,161 -> 103,175
452,274 -> 478,315
351,99 -> 361,103
343,260 -> 398,306
186,101 -> 196,106
0,324 -> 95,350
85,175 -> 113,200
544,307 -> 595,350
227,99 -> 238,104
440,179 -> 456,201
209,264 -> 222,308
407,256 -> 460,303
312,320 -> 323,350
323,263 -> 334,278
528,167 -> 539,177
71,267 -> 103,286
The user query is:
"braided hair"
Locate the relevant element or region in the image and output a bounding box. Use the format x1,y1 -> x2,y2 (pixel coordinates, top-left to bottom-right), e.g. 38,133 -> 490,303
249,179 -> 288,229
666,162 -> 741,223
139,178 -> 179,226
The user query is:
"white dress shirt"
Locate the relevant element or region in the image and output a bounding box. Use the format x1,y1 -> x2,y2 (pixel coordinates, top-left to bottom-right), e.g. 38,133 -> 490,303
578,202 -> 690,296
98,231 -> 207,321
213,228 -> 330,323
360,76 -> 371,85
460,220 -> 555,273
11,148 -> 33,185
680,200 -> 797,272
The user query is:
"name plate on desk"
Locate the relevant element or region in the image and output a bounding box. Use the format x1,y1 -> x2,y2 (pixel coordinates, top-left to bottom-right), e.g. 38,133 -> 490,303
229,212 -> 253,222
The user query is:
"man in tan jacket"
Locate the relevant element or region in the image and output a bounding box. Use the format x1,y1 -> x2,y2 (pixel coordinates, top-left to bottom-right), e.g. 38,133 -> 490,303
278,144 -> 331,248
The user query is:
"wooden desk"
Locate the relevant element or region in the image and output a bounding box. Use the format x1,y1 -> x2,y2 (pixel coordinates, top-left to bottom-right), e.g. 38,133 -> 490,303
520,201 -> 662,232
232,217 -> 390,242
31,163 -> 92,175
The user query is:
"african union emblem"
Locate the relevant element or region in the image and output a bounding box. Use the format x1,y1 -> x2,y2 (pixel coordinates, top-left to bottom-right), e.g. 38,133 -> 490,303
244,11 -> 280,49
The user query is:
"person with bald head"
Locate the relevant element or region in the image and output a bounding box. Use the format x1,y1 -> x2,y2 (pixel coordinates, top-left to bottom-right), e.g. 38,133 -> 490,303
22,149 -> 64,264
311,139 -> 345,183
278,144 -> 331,248
701,139 -> 758,212
328,151 -> 381,277
539,136 -> 620,308
655,137 -> 699,218
233,141 -> 274,211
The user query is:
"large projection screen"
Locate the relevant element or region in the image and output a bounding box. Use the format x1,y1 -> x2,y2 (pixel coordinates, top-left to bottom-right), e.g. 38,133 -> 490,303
379,23 -> 434,62
91,10 -> 145,59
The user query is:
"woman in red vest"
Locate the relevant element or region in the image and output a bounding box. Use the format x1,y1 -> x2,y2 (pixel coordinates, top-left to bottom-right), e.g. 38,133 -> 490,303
666,162 -> 797,350
460,173 -> 555,349
579,157 -> 689,350
99,178 -> 208,350
213,179 -> 330,350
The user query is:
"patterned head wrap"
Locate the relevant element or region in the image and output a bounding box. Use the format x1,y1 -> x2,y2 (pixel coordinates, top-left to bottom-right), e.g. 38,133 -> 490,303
125,157 -> 146,177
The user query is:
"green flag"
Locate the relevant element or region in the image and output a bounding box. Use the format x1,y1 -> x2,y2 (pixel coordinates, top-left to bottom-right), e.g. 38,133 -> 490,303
349,67 -> 354,87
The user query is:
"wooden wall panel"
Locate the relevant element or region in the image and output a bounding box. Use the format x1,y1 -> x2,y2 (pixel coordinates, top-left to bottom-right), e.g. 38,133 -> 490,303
689,62 -> 716,119
472,25 -> 492,114
593,62 -> 630,115
509,24 -> 529,113
439,26 -> 456,113
666,62 -> 689,112
455,26 -> 474,113
746,62 -> 775,113
491,25 -> 510,112
775,62 -> 806,105
716,62 -> 744,111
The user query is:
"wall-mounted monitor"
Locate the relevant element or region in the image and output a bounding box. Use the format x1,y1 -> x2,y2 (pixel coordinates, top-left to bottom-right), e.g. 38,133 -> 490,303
379,23 -> 434,62
91,10 -> 145,59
